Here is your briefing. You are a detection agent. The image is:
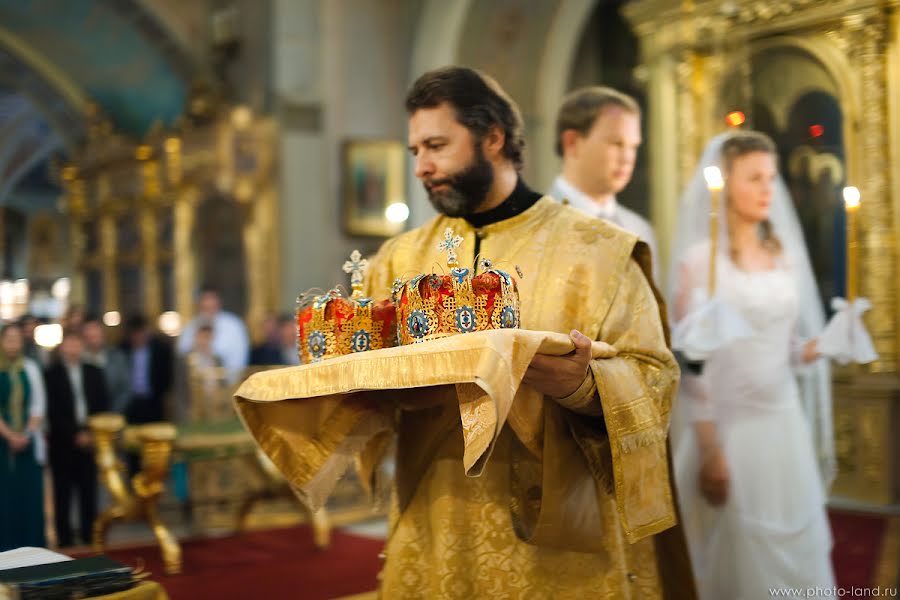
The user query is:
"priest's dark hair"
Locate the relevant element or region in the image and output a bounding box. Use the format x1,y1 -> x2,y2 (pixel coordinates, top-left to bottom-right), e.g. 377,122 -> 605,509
405,66 -> 525,171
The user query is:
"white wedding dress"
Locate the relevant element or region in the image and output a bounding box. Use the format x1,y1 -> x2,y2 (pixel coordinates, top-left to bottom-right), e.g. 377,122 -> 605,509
672,243 -> 835,599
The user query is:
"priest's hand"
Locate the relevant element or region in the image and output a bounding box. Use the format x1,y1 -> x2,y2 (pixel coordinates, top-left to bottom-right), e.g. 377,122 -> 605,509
699,446 -> 730,506
523,329 -> 592,398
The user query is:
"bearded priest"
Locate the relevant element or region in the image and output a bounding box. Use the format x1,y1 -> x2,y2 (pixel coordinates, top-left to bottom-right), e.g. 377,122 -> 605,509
340,66 -> 695,599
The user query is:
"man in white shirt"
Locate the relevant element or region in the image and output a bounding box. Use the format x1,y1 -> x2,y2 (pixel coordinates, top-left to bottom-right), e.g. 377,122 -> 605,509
176,286 -> 249,382
548,86 -> 659,277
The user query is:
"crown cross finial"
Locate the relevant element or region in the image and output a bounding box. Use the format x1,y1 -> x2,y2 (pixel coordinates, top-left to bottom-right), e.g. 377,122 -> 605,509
342,250 -> 369,298
437,228 -> 464,268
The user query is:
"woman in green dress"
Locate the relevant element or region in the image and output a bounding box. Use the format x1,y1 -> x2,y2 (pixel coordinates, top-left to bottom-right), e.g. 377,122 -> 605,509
0,323 -> 47,550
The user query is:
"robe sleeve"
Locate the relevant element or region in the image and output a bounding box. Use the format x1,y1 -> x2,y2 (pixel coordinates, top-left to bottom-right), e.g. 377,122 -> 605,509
582,249 -> 680,543
553,372 -> 602,417
515,241 -> 680,552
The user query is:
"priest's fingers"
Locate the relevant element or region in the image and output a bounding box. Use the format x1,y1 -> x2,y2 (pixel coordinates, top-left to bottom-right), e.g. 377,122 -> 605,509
527,354 -> 586,381
570,330 -> 593,365
590,341 -> 617,359
523,358 -> 588,398
527,354 -> 560,371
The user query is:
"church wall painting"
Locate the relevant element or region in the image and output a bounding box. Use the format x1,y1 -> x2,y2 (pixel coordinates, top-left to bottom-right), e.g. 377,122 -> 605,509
341,139 -> 407,237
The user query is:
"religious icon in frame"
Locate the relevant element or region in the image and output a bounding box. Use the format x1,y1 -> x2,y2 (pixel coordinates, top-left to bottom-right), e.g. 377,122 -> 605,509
342,139 -> 408,237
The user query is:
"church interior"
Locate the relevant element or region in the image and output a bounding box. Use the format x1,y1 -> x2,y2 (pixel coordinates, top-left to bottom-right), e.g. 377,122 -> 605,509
0,0 -> 898,598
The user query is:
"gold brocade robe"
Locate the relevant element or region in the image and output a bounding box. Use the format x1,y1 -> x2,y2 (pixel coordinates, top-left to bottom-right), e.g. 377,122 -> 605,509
362,198 -> 694,599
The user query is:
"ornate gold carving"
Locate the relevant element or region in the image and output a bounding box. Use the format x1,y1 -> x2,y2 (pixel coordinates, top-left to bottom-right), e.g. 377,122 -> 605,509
174,186 -> 198,322
731,0 -> 819,24
90,414 -> 183,575
140,207 -> 161,318
848,14 -> 897,372
628,0 -> 900,371
675,52 -> 698,189
99,214 -> 117,314
62,106 -> 281,326
831,373 -> 900,506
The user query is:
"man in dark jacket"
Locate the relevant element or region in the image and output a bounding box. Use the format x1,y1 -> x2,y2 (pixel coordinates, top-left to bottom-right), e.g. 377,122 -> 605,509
121,315 -> 174,475
44,329 -> 109,547
121,315 -> 173,425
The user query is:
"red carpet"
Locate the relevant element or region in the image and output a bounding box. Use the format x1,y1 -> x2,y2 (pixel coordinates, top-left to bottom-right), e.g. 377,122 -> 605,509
79,525 -> 384,600
67,511 -> 893,598
829,510 -> 895,589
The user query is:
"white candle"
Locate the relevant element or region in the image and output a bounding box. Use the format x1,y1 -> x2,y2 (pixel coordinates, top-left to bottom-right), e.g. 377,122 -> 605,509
843,186 -> 860,302
703,166 -> 725,297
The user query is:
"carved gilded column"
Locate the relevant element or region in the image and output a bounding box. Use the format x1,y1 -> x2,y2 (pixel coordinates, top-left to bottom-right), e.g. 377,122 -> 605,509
633,20 -> 683,278
242,199 -> 265,334
94,174 -> 119,315
675,53 -> 699,189
140,160 -> 162,318
174,185 -> 198,323
99,212 -> 118,315
140,207 -> 161,318
63,173 -> 87,306
0,208 -> 5,277
886,4 -> 900,368
231,116 -> 278,328
848,13 -> 897,371
258,183 -> 279,320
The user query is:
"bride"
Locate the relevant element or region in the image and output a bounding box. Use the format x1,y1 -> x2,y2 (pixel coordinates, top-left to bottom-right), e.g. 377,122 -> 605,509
668,130 -> 836,598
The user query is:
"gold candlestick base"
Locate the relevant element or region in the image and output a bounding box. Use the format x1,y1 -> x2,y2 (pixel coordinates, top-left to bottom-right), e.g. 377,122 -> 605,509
89,414 -> 182,575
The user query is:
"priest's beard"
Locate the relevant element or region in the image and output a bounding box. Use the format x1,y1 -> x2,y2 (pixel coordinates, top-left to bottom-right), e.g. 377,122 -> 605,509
424,146 -> 494,217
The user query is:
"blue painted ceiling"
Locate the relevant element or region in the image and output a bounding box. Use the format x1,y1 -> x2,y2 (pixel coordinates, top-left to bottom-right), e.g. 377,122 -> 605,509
0,0 -> 193,210
0,0 -> 188,137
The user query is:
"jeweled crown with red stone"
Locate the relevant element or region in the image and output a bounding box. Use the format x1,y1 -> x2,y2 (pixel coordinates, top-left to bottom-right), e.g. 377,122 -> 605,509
393,228 -> 520,345
296,250 -> 397,363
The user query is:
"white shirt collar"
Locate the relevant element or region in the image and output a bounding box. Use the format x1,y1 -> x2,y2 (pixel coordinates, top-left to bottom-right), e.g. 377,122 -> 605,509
64,362 -> 88,425
553,176 -> 618,220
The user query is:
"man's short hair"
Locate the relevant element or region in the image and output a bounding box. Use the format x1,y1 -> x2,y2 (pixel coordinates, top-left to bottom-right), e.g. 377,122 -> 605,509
555,86 -> 641,157
82,316 -> 103,328
125,314 -> 149,333
61,327 -> 82,341
405,66 -> 526,171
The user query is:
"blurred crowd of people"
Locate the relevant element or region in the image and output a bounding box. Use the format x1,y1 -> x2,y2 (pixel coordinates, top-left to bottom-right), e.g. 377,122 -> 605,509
0,286 -> 299,551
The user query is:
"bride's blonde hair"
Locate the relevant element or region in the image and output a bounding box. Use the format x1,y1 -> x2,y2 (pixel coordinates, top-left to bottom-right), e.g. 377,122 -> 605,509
721,130 -> 783,258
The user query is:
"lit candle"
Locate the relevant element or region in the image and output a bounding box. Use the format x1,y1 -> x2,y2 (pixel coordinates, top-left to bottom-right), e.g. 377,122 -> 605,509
843,186 -> 860,302
703,166 -> 725,297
